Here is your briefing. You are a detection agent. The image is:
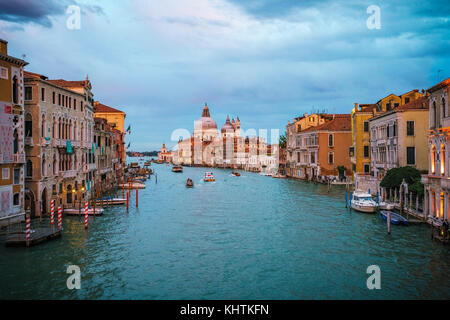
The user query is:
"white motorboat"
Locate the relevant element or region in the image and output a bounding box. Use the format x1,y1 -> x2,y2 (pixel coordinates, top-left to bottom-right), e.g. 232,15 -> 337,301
378,202 -> 395,210
350,192 -> 378,213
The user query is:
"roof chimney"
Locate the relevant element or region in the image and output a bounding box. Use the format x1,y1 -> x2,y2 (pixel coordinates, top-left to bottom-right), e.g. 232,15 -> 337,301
0,39 -> 7,55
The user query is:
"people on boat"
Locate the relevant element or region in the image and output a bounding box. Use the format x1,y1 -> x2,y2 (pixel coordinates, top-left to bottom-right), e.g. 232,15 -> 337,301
186,178 -> 194,187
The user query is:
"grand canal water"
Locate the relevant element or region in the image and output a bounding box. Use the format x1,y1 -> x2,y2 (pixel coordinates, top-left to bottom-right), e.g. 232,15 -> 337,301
1,159 -> 450,299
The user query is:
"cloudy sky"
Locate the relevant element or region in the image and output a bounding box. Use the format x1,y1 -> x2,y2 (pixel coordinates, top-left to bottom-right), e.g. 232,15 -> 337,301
0,0 -> 449,151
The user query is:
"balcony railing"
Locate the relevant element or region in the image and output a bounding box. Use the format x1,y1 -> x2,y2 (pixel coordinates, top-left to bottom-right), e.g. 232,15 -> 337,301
14,153 -> 26,163
62,170 -> 77,179
24,137 -> 33,146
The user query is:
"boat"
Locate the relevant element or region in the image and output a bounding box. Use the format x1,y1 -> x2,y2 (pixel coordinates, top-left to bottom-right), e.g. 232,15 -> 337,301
118,182 -> 146,189
64,207 -> 104,216
186,178 -> 194,188
204,172 -> 215,182
172,165 -> 183,172
272,173 -> 287,179
350,192 -> 378,213
95,197 -> 126,205
379,202 -> 395,210
231,171 -> 240,177
380,210 -> 408,225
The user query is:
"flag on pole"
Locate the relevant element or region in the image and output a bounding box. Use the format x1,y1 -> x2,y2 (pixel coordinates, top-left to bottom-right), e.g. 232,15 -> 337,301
127,142 -> 131,148
126,125 -> 131,135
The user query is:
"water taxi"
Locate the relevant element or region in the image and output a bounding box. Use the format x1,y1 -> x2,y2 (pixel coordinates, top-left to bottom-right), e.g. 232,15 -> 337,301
350,192 -> 378,213
118,182 -> 146,189
64,207 -> 104,216
272,173 -> 287,179
231,171 -> 240,177
186,178 -> 194,188
95,197 -> 126,206
204,172 -> 215,182
172,165 -> 183,172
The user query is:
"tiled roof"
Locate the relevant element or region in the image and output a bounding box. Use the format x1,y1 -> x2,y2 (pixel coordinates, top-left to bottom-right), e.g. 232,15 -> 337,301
358,104 -> 378,112
94,102 -> 125,114
24,70 -> 47,80
300,114 -> 351,132
427,78 -> 450,93
47,79 -> 88,88
396,96 -> 428,111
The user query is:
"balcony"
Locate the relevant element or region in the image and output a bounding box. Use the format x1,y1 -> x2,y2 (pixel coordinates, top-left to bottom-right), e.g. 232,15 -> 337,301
72,141 -> 80,148
41,137 -> 51,147
14,153 -> 26,163
24,137 -> 33,146
62,170 -> 77,179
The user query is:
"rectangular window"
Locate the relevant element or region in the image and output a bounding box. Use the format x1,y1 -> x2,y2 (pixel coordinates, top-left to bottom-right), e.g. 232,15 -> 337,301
386,103 -> 391,111
0,66 -> 8,79
328,152 -> 334,164
52,91 -> 55,104
13,168 -> 20,184
25,86 -> 32,100
74,99 -> 77,110
394,103 -> 399,108
393,123 -> 397,137
2,168 -> 10,180
406,121 -> 415,136
405,97 -> 410,104
387,125 -> 390,138
406,147 -> 415,165
364,145 -> 369,158
363,121 -> 369,132
58,94 -> 61,105
41,87 -> 45,101
62,95 -> 65,107
328,134 -> 334,147
364,164 -> 370,174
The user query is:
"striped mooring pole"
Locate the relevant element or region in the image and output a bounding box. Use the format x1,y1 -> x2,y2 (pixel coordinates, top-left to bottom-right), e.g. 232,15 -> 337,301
25,214 -> 31,247
84,202 -> 89,229
50,200 -> 55,226
58,207 -> 62,230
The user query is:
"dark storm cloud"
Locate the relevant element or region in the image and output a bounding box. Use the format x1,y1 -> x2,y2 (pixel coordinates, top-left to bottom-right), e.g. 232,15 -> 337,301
0,0 -> 104,27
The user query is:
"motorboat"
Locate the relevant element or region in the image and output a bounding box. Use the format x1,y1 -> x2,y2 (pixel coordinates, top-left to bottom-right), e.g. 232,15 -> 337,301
231,171 -> 241,177
350,192 -> 378,213
272,173 -> 287,179
118,182 -> 146,189
172,165 -> 183,172
379,202 -> 395,210
64,207 -> 104,216
186,178 -> 194,188
204,172 -> 215,182
95,197 -> 126,205
380,210 -> 408,225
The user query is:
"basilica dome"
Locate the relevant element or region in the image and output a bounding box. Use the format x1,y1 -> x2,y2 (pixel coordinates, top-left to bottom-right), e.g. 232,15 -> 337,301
194,104 -> 218,131
221,115 -> 234,133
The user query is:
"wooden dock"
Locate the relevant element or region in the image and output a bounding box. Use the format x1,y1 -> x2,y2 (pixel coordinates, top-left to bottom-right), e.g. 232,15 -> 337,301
5,227 -> 61,247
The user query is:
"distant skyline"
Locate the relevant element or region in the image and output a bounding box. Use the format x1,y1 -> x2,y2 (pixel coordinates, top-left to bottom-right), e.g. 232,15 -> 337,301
1,0 -> 449,151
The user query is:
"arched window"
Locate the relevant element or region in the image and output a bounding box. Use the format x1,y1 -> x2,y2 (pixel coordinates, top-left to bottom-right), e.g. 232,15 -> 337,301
443,97 -> 447,118
431,145 -> 436,174
25,113 -> 32,137
441,144 -> 446,175
13,129 -> 18,153
13,193 -> 19,206
328,134 -> 334,147
41,115 -> 46,138
58,117 -> 62,139
433,101 -> 437,128
52,117 -> 56,138
42,156 -> 47,176
53,156 -> 57,175
26,159 -> 33,177
12,75 -> 18,104
69,119 -> 72,140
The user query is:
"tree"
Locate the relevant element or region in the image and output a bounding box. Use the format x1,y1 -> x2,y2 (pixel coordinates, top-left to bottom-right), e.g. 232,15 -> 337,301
380,166 -> 424,196
279,132 -> 286,149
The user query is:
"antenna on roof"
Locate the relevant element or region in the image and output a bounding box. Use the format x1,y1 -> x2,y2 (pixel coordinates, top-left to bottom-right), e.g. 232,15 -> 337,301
437,69 -> 443,82
21,54 -> 26,60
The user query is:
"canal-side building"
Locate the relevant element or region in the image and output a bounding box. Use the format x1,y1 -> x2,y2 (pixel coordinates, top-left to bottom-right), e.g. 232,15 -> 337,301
157,143 -> 172,163
0,39 -> 28,226
286,113 -> 336,178
94,101 -> 127,165
423,78 -> 450,221
93,117 -> 116,194
295,114 -> 352,181
23,71 -> 95,216
369,96 -> 429,181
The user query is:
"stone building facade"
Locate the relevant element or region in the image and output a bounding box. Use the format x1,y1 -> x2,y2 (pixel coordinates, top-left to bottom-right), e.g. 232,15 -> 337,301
23,71 -> 95,216
0,39 -> 28,226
